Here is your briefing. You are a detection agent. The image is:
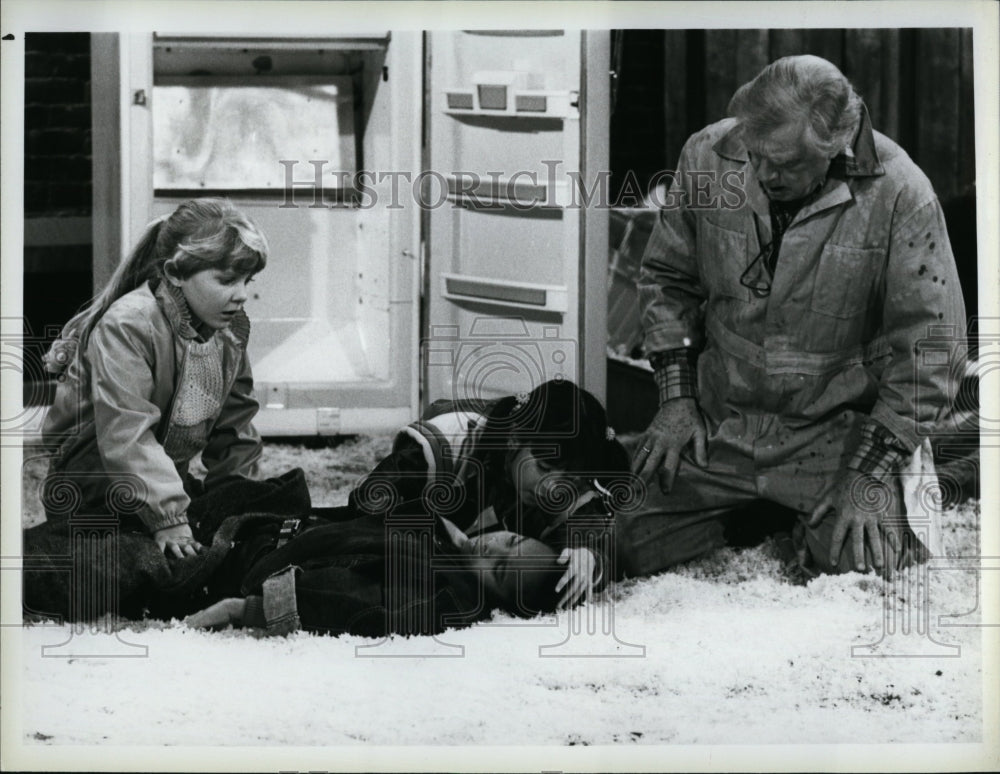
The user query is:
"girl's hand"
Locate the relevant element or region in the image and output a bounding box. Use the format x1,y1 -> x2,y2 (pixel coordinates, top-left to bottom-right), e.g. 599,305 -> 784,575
555,547 -> 597,609
153,523 -> 203,559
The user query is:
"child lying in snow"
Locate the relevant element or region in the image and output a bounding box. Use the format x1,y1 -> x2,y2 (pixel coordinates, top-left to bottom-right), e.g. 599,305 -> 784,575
186,379 -> 633,636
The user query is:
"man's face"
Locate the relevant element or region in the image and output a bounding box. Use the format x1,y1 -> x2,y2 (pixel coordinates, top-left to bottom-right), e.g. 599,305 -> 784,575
745,120 -> 835,202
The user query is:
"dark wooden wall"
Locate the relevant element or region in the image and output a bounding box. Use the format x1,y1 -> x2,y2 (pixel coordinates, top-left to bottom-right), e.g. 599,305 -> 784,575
611,28 -> 976,203
609,27 -> 978,323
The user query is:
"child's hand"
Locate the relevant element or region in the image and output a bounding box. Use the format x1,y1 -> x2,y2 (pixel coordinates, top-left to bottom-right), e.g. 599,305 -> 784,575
184,598 -> 247,630
153,523 -> 203,559
555,547 -> 597,609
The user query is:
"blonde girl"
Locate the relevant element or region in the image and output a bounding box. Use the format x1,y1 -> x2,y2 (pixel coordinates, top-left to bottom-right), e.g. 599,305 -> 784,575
41,198 -> 268,559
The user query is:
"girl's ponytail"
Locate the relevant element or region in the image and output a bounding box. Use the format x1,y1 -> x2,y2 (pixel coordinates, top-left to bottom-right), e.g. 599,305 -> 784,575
42,199 -> 267,376
43,217 -> 165,375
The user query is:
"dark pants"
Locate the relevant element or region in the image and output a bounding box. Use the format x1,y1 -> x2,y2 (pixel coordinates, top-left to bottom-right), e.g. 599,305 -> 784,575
616,410 -> 927,577
240,511 -> 565,637
23,469 -> 312,622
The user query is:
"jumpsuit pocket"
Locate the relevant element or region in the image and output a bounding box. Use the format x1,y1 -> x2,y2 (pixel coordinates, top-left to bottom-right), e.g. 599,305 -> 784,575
697,218 -> 749,301
810,244 -> 883,318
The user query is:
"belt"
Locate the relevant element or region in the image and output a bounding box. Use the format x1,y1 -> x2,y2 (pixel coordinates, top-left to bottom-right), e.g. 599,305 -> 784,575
275,518 -> 302,549
706,315 -> 891,376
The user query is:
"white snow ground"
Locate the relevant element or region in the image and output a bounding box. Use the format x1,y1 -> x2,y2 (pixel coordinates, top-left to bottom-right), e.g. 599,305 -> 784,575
17,557 -> 985,747
8,439 -> 996,769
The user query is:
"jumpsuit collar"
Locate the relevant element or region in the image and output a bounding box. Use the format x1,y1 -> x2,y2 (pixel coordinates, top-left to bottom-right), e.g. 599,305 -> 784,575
711,103 -> 884,175
712,104 -> 885,223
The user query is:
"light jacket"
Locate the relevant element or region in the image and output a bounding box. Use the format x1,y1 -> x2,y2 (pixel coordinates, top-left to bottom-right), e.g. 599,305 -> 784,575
638,107 -> 966,456
42,279 -> 262,532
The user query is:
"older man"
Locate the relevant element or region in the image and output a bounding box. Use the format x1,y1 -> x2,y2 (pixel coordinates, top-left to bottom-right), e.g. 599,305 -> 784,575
621,55 -> 966,578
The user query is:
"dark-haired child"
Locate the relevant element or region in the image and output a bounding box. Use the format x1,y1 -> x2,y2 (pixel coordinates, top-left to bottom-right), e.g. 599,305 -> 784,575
350,378 -> 631,606
186,379 -> 634,636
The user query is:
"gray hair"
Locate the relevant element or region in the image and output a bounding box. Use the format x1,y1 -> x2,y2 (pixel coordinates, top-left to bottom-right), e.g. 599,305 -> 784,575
728,55 -> 863,158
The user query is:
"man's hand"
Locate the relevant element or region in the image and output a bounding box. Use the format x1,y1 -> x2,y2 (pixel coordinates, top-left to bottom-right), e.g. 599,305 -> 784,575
153,523 -> 203,559
631,397 -> 708,492
555,547 -> 597,609
807,469 -> 902,573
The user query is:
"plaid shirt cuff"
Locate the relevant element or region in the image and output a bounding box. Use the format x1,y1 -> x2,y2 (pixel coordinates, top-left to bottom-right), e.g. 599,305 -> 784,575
847,420 -> 909,478
649,349 -> 697,404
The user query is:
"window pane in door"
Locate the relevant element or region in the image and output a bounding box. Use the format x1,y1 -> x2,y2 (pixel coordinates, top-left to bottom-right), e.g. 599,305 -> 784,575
153,75 -> 356,190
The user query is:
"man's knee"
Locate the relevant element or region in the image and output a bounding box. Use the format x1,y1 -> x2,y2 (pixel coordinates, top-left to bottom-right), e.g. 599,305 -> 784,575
615,509 -> 730,577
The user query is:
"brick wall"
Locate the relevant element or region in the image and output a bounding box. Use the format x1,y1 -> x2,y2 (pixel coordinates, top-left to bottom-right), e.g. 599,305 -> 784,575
24,32 -> 92,216
24,33 -> 94,405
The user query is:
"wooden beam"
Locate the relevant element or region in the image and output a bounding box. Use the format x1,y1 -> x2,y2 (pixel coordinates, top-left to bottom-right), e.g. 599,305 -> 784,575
90,33 -> 121,293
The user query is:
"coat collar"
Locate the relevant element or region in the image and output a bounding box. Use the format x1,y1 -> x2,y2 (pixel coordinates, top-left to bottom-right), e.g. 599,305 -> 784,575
712,103 -> 885,177
154,277 -> 203,341
741,162 -> 856,225
152,278 -> 250,347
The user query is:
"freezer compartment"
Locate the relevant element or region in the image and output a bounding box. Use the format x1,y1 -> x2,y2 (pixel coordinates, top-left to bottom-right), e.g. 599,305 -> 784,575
149,33 -> 418,433
152,76 -> 357,191
152,34 -> 390,186
148,200 -> 393,385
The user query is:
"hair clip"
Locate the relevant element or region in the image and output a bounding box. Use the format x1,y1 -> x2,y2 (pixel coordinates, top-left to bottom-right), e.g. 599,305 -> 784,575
514,391 -> 530,410
606,426 -> 616,441
42,336 -> 78,376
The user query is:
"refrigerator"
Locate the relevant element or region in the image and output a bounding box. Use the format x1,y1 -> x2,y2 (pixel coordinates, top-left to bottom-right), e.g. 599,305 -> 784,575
103,29 -> 609,434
